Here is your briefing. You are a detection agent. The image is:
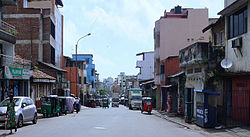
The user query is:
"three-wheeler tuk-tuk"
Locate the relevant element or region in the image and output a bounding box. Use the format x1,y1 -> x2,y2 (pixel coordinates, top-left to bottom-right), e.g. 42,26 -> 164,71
102,98 -> 109,108
41,95 -> 60,117
58,96 -> 67,115
141,97 -> 152,114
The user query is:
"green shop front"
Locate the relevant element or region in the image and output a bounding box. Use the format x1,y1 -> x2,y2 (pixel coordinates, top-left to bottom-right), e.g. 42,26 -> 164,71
0,66 -> 33,101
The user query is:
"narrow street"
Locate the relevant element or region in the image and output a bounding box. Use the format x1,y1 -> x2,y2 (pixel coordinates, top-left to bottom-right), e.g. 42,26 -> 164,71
0,106 -> 204,137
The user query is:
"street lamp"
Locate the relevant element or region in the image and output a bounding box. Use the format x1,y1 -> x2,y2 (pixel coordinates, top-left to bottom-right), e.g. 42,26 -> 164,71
75,33 -> 91,97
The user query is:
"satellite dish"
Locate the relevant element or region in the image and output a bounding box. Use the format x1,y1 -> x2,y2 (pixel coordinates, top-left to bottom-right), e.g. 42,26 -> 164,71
221,58 -> 233,69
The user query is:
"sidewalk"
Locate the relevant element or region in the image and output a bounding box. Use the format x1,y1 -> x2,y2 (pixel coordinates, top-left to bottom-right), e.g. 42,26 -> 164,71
152,110 -> 250,137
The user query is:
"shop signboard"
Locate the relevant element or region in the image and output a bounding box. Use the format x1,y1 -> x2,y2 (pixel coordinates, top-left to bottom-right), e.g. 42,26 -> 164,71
4,66 -> 33,80
33,79 -> 56,83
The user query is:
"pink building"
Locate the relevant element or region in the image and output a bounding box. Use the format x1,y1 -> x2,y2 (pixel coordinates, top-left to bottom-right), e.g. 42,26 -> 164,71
154,6 -> 210,110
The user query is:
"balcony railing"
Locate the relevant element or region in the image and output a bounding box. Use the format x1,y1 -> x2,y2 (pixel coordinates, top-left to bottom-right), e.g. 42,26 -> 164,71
0,20 -> 18,36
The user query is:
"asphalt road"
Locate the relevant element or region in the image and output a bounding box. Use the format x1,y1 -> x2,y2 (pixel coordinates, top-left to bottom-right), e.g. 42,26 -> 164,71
0,105 -> 205,137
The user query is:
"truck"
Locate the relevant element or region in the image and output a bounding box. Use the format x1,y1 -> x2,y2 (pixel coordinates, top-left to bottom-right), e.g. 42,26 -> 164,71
128,89 -> 142,110
112,93 -> 119,107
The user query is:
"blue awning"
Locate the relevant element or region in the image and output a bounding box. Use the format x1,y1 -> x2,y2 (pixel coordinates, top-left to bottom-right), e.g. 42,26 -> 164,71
194,89 -> 220,95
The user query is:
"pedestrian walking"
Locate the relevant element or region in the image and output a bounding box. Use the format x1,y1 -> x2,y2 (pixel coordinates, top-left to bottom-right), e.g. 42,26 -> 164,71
5,92 -> 17,134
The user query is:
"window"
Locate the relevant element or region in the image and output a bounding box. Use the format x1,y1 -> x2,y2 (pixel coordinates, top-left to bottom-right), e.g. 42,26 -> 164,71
50,20 -> 55,39
187,68 -> 193,74
220,31 -> 224,45
91,69 -> 94,76
51,46 -> 55,65
160,64 -> 165,74
228,7 -> 247,39
214,32 -> 218,45
84,77 -> 87,84
195,68 -> 202,73
23,0 -> 28,8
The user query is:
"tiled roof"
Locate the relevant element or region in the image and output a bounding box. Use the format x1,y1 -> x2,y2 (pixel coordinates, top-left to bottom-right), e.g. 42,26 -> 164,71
32,69 -> 56,80
15,55 -> 31,65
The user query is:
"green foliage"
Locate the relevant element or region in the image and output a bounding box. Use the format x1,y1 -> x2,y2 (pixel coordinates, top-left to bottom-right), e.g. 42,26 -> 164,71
9,29 -> 18,36
34,66 -> 39,70
99,88 -> 107,95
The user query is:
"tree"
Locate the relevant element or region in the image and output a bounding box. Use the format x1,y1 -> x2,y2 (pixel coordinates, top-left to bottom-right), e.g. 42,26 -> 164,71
99,88 -> 107,96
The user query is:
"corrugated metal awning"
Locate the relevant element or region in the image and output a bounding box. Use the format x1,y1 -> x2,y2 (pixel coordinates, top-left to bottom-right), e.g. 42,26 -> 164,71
161,85 -> 172,88
168,71 -> 184,78
218,0 -> 247,15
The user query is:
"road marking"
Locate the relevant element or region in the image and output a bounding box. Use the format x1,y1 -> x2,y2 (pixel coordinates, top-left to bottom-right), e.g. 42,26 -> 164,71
94,126 -> 106,130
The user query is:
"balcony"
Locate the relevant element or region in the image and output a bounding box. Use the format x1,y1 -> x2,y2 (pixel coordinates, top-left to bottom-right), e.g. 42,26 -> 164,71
0,20 -> 17,44
179,42 -> 224,69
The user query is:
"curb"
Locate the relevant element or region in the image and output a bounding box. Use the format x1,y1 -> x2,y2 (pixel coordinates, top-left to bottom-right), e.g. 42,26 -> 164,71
152,111 -> 192,129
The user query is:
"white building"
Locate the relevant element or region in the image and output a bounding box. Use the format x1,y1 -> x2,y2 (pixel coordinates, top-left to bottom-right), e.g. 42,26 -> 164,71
136,51 -> 154,81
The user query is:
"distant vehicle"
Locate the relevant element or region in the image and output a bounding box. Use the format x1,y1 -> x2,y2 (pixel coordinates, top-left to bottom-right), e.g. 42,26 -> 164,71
112,93 -> 119,107
112,98 -> 119,107
128,89 -> 142,110
0,97 -> 37,128
119,97 -> 125,105
88,99 -> 96,108
141,97 -> 152,114
65,96 -> 75,113
95,99 -> 101,107
102,98 -> 109,108
41,95 -> 60,117
58,96 -> 67,115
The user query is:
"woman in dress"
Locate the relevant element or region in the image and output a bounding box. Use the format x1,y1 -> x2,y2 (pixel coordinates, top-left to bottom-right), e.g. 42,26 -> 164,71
5,92 -> 17,134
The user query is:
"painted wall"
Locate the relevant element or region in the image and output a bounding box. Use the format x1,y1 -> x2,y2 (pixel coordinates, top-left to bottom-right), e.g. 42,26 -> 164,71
136,52 -> 154,81
158,8 -> 209,60
72,54 -> 95,93
225,2 -> 250,73
54,5 -> 63,68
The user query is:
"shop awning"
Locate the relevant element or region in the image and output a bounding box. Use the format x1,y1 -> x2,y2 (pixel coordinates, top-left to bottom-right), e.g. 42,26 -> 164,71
141,80 -> 154,85
32,69 -> 56,83
168,71 -> 184,78
152,86 -> 157,90
161,85 -> 172,88
194,89 -> 220,95
218,0 -> 247,15
38,61 -> 67,72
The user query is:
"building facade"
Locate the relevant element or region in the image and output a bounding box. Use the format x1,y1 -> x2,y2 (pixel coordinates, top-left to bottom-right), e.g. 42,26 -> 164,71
3,0 -> 66,98
154,6 -> 210,109
136,51 -> 154,81
219,0 -> 250,125
72,54 -> 95,94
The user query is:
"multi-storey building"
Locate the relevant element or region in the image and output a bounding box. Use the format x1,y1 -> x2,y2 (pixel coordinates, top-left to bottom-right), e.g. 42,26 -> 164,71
63,56 -> 87,104
0,0 -> 34,102
3,0 -> 66,99
136,51 -> 154,81
154,5 -> 209,110
72,54 -> 95,94
218,0 -> 250,125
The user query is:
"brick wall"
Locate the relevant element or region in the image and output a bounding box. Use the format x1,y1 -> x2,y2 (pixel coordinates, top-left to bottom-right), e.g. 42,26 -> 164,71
3,0 -> 51,65
43,43 -> 51,63
160,56 -> 181,85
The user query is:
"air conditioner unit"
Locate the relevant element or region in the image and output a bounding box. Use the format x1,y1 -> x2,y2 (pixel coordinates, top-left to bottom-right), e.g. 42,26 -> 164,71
232,37 -> 242,48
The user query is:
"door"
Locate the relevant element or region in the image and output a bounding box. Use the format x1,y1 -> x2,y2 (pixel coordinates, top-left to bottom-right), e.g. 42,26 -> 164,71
161,87 -> 167,110
226,79 -> 232,117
